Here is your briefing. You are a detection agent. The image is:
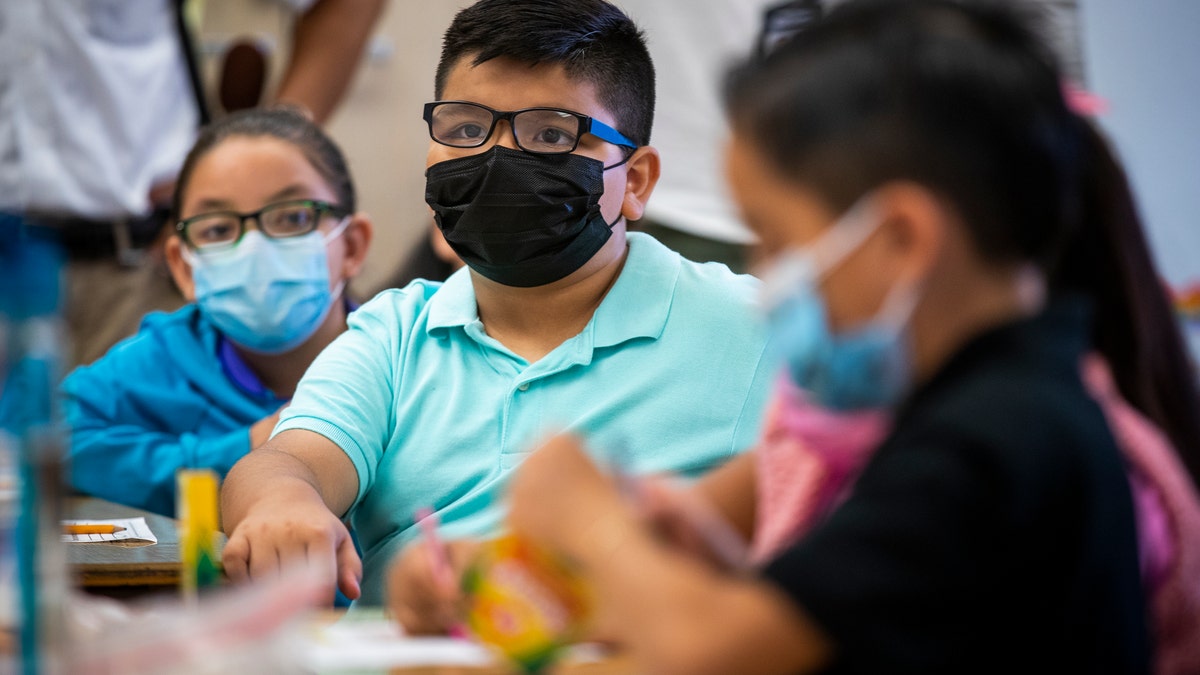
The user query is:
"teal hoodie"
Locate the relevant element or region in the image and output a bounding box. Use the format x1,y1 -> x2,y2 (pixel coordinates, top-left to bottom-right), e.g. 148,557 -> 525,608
62,305 -> 287,516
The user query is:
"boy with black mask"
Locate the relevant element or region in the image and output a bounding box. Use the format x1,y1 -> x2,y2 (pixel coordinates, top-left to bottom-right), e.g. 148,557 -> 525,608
220,0 -> 775,607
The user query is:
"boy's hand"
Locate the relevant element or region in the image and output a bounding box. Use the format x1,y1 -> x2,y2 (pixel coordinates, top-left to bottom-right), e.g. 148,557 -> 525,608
387,538 -> 478,634
221,491 -> 361,606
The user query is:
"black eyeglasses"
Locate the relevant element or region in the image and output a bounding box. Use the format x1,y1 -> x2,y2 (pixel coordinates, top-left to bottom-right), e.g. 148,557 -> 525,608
176,199 -> 349,251
422,101 -> 638,155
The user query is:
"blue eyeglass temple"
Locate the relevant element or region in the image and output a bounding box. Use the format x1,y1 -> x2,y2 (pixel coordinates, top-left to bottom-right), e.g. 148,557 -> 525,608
585,118 -> 637,150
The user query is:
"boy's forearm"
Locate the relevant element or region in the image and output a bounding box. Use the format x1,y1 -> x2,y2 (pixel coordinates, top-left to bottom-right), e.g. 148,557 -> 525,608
222,429 -> 361,530
220,445 -> 327,532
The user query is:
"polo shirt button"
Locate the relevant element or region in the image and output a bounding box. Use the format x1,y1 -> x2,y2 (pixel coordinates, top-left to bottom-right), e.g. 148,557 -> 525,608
518,383 -> 530,392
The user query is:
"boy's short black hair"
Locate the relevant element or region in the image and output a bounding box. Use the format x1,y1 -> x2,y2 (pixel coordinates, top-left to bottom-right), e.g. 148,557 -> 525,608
434,0 -> 655,147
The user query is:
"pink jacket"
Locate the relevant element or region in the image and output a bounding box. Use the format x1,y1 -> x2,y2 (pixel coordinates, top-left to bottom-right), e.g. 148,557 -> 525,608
1082,355 -> 1200,675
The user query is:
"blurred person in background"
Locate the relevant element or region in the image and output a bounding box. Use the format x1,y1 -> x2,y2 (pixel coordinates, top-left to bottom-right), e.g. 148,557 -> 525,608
382,218 -> 464,289
622,0 -> 816,272
0,0 -> 385,368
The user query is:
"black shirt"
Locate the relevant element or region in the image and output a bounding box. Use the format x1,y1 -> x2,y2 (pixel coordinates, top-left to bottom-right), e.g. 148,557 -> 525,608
763,300 -> 1150,674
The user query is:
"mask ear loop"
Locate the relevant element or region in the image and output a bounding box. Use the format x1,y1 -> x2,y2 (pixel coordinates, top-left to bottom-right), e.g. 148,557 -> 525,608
825,195 -> 922,335
323,216 -> 355,301
870,277 -> 922,334
329,278 -> 347,303
805,194 -> 884,280
756,193 -> 884,314
322,215 -> 353,244
598,149 -> 639,230
602,147 -> 637,171
180,244 -> 199,268
757,249 -> 817,315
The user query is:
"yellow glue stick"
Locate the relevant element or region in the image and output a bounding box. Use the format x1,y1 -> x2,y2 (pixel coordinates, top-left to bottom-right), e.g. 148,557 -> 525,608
177,468 -> 221,599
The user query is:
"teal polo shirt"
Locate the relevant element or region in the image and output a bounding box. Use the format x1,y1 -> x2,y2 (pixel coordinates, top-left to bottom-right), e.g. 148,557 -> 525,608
274,233 -> 774,604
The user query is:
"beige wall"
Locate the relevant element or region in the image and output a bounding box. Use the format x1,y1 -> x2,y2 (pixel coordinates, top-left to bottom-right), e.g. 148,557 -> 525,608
197,0 -> 470,298
193,1 -> 1086,301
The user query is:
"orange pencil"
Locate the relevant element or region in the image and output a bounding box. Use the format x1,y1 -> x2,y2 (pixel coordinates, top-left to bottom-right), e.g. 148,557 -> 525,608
62,524 -> 126,536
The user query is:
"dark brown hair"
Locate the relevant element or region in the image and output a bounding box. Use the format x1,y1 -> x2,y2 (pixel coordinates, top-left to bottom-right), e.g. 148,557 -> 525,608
171,106 -> 356,223
725,0 -> 1200,486
434,0 -> 655,147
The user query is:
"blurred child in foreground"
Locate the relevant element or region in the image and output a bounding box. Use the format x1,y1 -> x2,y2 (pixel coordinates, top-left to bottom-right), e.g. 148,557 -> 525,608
499,1 -> 1200,673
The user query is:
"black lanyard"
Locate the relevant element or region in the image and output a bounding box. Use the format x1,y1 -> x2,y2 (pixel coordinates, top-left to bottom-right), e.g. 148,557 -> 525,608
173,0 -> 211,125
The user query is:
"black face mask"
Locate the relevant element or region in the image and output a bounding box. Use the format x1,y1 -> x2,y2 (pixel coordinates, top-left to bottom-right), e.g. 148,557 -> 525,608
424,146 -> 619,288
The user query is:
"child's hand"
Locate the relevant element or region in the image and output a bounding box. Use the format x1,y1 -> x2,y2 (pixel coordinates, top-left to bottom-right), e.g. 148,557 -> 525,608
638,477 -> 750,572
221,490 -> 361,606
508,434 -> 630,561
387,538 -> 477,635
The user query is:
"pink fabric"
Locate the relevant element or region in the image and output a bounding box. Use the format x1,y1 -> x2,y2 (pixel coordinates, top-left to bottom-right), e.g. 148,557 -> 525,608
1129,470 -> 1175,592
752,358 -> 1200,675
1082,355 -> 1200,675
750,376 -> 888,563
1062,79 -> 1110,116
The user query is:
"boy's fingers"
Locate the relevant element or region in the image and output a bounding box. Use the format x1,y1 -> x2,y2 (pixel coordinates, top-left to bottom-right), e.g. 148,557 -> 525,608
222,536 -> 251,582
336,534 -> 363,600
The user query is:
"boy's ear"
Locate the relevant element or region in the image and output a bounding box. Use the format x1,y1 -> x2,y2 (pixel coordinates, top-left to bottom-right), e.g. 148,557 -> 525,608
619,146 -> 661,222
164,236 -> 197,302
338,213 -> 374,280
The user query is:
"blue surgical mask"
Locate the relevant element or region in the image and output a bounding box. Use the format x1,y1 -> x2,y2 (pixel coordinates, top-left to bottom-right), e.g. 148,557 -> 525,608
184,219 -> 349,354
758,197 -> 919,411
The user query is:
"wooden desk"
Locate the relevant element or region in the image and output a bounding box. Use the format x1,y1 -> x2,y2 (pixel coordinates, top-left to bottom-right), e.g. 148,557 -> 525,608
65,496 -> 224,589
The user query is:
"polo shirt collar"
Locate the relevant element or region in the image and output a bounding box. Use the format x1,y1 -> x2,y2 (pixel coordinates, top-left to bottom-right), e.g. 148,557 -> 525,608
592,232 -> 679,347
425,265 -> 479,332
424,232 -> 680,348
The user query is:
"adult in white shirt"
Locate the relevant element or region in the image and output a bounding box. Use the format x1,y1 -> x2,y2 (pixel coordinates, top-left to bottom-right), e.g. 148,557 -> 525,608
620,0 -> 782,273
0,0 -> 384,367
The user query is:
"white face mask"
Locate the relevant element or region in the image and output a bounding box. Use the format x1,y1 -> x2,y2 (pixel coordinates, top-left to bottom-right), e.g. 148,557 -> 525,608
184,219 -> 349,353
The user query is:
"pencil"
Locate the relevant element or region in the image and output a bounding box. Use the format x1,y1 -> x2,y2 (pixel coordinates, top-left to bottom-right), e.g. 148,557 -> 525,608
416,507 -> 469,639
62,524 -> 126,535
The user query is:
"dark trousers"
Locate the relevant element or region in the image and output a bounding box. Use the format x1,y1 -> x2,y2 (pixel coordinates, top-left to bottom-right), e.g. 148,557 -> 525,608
7,212 -> 184,368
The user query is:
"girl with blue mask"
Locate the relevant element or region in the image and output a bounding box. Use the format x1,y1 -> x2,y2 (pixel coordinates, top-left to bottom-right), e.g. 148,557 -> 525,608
756,194 -> 921,411
180,214 -> 353,355
62,107 -> 374,518
498,1 -> 1200,673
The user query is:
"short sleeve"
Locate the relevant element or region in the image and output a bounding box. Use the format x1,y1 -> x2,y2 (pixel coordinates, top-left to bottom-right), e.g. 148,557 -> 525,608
273,300 -> 401,506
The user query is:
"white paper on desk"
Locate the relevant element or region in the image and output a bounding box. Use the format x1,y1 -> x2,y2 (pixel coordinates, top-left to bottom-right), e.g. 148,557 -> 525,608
61,517 -> 157,547
304,613 -> 497,671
